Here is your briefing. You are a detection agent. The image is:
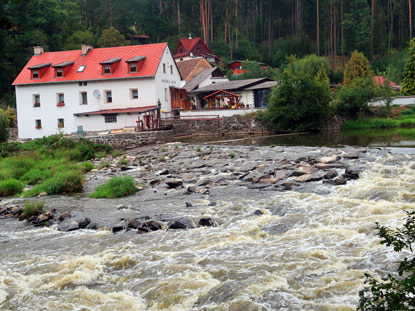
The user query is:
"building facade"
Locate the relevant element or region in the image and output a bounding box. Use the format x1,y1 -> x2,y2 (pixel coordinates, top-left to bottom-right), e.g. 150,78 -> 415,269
13,43 -> 181,138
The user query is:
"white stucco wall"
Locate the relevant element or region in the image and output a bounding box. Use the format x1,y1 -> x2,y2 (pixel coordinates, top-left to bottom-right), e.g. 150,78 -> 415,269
155,46 -> 182,117
15,77 -> 157,139
370,96 -> 415,107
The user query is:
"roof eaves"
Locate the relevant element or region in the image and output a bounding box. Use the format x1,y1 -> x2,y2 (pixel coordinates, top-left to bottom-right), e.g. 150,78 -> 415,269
126,56 -> 146,63
52,61 -> 75,68
28,63 -> 52,70
99,58 -> 122,65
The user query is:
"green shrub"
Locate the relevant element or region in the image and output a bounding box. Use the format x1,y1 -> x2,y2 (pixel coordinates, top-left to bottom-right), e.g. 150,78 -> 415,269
335,77 -> 377,117
0,110 -> 9,143
78,161 -> 94,173
98,161 -> 110,170
196,146 -> 201,152
89,176 -> 138,198
23,201 -> 44,219
95,151 -> 107,159
21,168 -> 50,184
118,157 -> 128,165
25,171 -> 84,197
0,179 -> 24,196
228,152 -> 235,159
112,149 -> 122,157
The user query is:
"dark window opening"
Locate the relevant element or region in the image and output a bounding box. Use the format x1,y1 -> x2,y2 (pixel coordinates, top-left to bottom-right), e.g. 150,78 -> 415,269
105,91 -> 112,103
58,118 -> 64,128
81,92 -> 87,105
105,114 -> 117,123
129,63 -> 137,72
35,119 -> 42,129
104,65 -> 111,74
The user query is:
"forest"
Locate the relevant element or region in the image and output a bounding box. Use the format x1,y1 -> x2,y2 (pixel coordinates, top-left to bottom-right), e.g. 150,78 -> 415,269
0,0 -> 414,107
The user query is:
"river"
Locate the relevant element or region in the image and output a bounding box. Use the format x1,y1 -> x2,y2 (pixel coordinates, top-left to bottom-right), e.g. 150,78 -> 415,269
0,143 -> 413,311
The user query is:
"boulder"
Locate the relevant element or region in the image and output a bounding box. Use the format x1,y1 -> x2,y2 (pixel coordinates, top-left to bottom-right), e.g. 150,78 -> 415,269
293,165 -> 314,176
58,212 -> 71,221
78,217 -> 91,229
254,209 -> 264,216
199,218 -> 215,227
143,220 -> 162,231
344,152 -> 359,159
127,218 -> 142,229
166,179 -> 183,189
58,221 -> 80,232
319,155 -> 338,164
137,227 -> 150,234
323,178 -> 347,185
112,221 -> 126,233
168,217 -> 194,230
343,167 -> 360,180
185,202 -> 193,207
323,169 -> 338,179
294,173 -> 323,183
11,206 -> 23,216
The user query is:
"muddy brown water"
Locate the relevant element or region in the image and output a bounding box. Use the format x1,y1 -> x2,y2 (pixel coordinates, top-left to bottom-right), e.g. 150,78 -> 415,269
1,144 -> 414,311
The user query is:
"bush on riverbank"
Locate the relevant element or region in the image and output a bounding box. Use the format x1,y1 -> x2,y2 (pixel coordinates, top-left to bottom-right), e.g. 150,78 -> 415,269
0,179 -> 24,196
89,176 -> 138,198
0,135 -> 109,197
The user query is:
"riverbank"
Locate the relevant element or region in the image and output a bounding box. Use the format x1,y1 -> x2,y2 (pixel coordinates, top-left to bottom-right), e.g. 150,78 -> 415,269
1,143 -> 413,310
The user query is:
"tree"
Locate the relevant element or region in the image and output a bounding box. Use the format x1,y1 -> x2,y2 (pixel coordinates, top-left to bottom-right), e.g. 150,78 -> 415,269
258,64 -> 331,132
343,50 -> 374,85
402,38 -> 415,95
0,109 -> 9,143
358,210 -> 415,310
64,30 -> 95,50
97,26 -> 127,47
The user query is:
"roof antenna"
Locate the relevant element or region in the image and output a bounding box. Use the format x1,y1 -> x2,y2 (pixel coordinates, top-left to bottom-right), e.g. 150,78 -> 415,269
188,33 -> 192,39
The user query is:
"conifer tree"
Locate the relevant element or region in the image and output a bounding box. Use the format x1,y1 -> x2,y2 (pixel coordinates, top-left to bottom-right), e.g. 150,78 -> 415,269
343,51 -> 373,85
402,38 -> 415,95
98,26 -> 127,48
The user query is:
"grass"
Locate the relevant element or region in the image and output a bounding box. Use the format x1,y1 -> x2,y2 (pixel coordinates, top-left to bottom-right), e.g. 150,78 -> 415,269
112,149 -> 122,157
0,135 -> 109,197
196,146 -> 201,152
0,179 -> 25,196
23,201 -> 45,219
119,157 -> 128,165
342,109 -> 415,130
89,176 -> 138,198
228,152 -> 235,159
98,161 -> 110,170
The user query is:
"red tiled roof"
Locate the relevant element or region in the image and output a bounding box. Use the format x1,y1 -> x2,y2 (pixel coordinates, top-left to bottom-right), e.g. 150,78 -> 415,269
176,58 -> 205,80
174,37 -> 213,56
374,76 -> 399,88
74,106 -> 158,116
13,43 -> 167,85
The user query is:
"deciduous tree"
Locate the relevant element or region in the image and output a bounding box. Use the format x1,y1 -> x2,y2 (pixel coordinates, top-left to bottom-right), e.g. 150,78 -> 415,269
402,38 -> 415,95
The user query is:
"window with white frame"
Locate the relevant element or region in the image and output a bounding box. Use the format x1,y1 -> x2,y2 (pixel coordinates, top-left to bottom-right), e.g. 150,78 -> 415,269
33,94 -> 40,107
57,93 -> 65,106
131,89 -> 138,99
105,90 -> 112,103
80,92 -> 87,105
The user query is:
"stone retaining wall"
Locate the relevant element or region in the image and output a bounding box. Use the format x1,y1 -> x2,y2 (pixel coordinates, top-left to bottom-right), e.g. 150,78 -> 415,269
172,115 -> 273,137
319,115 -> 345,132
88,130 -> 174,149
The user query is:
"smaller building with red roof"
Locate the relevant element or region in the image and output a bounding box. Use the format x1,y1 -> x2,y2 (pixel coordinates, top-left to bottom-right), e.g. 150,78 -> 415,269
13,43 -> 181,138
373,76 -> 401,91
174,36 -> 221,63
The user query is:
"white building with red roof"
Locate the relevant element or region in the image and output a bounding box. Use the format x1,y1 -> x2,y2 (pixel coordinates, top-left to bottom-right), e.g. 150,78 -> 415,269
13,43 -> 181,138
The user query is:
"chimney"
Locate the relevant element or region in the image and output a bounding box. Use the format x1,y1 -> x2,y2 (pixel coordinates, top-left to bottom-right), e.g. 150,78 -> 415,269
81,44 -> 93,56
33,45 -> 44,56
188,33 -> 192,39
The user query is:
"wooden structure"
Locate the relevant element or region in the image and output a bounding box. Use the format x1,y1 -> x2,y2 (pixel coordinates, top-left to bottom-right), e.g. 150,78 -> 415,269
203,90 -> 241,109
170,87 -> 191,111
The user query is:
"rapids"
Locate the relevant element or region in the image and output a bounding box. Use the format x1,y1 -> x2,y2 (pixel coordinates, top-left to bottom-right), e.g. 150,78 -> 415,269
0,148 -> 414,311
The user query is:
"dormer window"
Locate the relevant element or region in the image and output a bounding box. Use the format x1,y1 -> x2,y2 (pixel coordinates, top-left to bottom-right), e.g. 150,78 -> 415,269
52,61 -> 74,78
129,63 -> 137,72
100,58 -> 121,75
28,63 -> 51,79
125,56 -> 146,73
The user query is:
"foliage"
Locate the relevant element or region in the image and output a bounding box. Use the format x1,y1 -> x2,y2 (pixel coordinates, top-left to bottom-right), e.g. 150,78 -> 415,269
259,62 -> 331,132
335,78 -> 377,117
343,51 -> 374,85
0,109 -> 8,143
112,149 -> 122,157
284,54 -> 329,77
372,49 -> 409,84
229,61 -> 264,80
98,161 -> 110,170
25,171 -> 84,197
0,178 -> 24,196
358,210 -> 415,310
23,201 -> 45,219
78,161 -> 94,173
118,157 -> 128,165
64,30 -> 95,50
271,37 -> 315,68
89,176 -> 138,198
402,39 -> 415,95
0,135 -> 108,197
97,26 -> 127,48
